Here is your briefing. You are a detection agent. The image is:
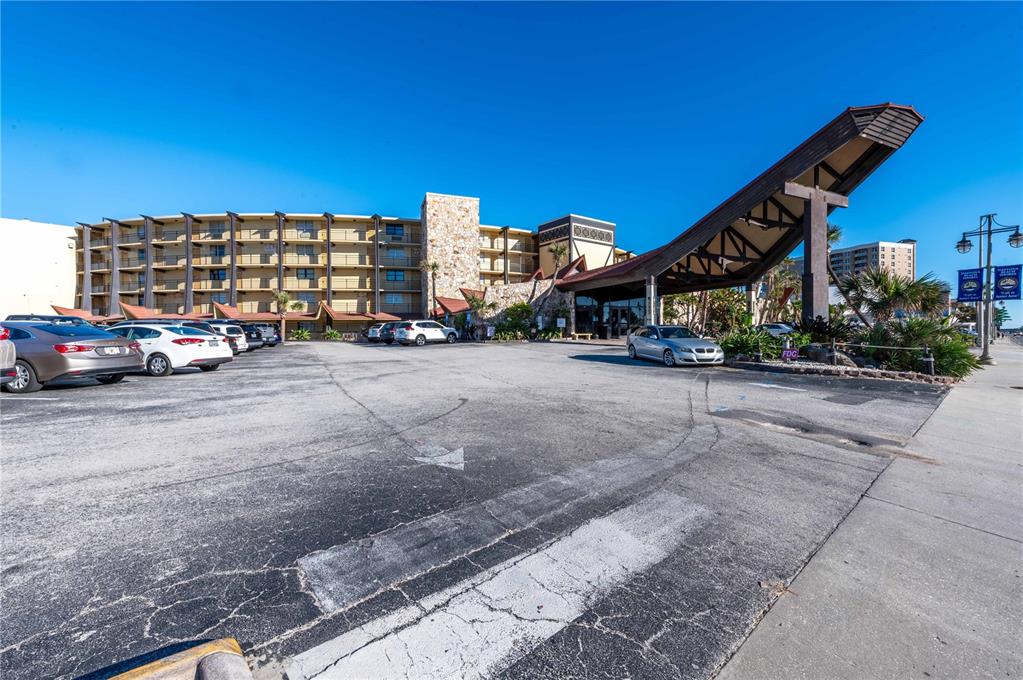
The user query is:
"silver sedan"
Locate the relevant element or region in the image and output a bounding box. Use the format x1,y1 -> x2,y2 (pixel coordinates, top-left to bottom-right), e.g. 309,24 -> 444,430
627,325 -> 725,367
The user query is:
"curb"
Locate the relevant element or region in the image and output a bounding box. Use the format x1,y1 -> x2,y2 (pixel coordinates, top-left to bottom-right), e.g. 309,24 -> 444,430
726,360 -> 958,385
112,638 -> 253,680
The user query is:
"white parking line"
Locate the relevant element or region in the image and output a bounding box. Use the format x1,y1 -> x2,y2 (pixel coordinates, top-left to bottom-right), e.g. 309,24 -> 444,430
0,397 -> 61,401
287,491 -> 707,680
748,382 -> 807,392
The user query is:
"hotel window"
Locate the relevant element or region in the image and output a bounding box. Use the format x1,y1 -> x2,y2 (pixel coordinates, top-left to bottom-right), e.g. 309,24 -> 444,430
210,292 -> 227,304
297,245 -> 315,257
385,224 -> 405,241
298,321 -> 316,331
385,293 -> 404,304
385,270 -> 405,281
210,245 -> 226,257
210,269 -> 227,281
297,268 -> 315,280
209,220 -> 226,238
297,292 -> 317,307
136,227 -> 146,241
297,221 -> 315,238
138,248 -> 146,261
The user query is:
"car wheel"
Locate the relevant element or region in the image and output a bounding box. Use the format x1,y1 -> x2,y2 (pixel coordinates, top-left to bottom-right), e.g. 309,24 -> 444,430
628,344 -> 637,360
663,349 -> 676,367
96,374 -> 125,385
147,353 -> 173,377
199,364 -> 220,372
4,360 -> 41,394
385,339 -> 393,345
447,333 -> 457,344
415,335 -> 426,346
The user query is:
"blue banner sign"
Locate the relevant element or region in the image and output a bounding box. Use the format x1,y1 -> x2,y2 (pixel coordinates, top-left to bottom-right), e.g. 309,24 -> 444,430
957,268 -> 983,302
993,264 -> 1022,301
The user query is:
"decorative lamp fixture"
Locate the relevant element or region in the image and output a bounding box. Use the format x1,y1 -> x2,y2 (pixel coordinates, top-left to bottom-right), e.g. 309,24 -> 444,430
955,236 -> 973,254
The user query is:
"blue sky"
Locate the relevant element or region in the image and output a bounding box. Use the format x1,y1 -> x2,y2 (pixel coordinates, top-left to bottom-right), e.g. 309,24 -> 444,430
3,2 -> 1021,320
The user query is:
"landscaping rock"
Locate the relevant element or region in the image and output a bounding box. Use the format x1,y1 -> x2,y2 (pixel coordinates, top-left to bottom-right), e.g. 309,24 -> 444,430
835,351 -> 857,368
804,343 -> 829,363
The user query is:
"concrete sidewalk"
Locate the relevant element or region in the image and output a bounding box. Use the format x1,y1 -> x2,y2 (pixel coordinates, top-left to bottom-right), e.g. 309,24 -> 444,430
718,342 -> 1023,679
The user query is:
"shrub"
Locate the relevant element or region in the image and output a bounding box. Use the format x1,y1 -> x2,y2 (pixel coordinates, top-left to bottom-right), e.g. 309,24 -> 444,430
719,326 -> 781,359
849,318 -> 979,378
498,302 -> 534,333
493,330 -> 525,342
323,328 -> 342,341
930,335 -> 980,379
534,328 -> 563,341
289,328 -> 312,341
790,316 -> 853,343
786,331 -> 812,349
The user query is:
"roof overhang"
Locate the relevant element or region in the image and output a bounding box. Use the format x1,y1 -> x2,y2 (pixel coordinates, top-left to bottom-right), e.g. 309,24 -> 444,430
558,104 -> 923,296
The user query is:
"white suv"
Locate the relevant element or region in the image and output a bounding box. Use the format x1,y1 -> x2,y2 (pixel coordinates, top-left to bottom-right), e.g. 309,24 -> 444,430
210,323 -> 248,353
395,320 -> 458,346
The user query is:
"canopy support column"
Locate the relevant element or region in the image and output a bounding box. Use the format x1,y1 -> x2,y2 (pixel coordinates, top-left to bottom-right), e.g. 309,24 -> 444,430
644,275 -> 659,325
783,182 -> 848,324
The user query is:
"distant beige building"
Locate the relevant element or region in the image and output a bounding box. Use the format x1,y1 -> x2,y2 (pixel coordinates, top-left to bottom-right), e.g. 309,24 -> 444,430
0,218 -> 77,316
790,239 -> 917,280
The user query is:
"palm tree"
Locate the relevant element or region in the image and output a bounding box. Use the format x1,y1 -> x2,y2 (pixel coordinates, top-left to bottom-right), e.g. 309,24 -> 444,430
536,243 -> 569,324
826,223 -> 872,328
464,292 -> 497,341
843,269 -> 949,324
420,260 -> 440,318
273,290 -> 304,343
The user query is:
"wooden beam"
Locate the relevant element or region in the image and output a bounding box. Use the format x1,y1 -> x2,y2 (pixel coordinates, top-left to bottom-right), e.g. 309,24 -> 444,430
767,196 -> 801,223
723,226 -> 766,258
783,182 -> 849,208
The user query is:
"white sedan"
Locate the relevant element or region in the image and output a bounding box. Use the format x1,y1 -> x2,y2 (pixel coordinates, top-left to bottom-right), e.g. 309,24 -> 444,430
107,324 -> 233,376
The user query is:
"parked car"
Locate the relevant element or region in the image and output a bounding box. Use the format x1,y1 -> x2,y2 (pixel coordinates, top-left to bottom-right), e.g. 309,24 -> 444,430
250,323 -> 281,347
396,320 -> 459,346
0,325 -> 16,387
209,323 -> 248,354
239,324 -> 265,350
111,319 -> 232,348
627,325 -> 725,367
378,321 -> 400,345
5,314 -> 92,326
757,322 -> 795,338
1,321 -> 144,393
366,323 -> 385,342
106,324 -> 233,376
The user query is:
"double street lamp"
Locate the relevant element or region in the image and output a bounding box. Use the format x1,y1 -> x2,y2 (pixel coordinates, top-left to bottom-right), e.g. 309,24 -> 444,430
955,213 -> 1022,364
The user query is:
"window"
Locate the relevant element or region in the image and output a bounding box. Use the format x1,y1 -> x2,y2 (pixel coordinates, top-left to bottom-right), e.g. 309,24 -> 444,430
31,324 -> 118,339
136,227 -> 146,241
297,292 -> 317,306
210,292 -> 228,304
386,293 -> 404,304
297,268 -> 315,280
209,220 -> 226,238
297,245 -> 315,257
210,269 -> 227,281
298,321 -> 316,331
385,224 -> 405,240
210,245 -> 226,257
385,270 -> 405,281
9,328 -> 32,340
297,221 -> 315,237
387,247 -> 402,258
132,327 -> 162,339
138,248 -> 146,261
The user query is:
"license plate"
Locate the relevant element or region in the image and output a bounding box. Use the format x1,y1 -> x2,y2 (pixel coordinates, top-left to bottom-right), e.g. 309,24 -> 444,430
209,339 -> 218,346
102,347 -> 120,355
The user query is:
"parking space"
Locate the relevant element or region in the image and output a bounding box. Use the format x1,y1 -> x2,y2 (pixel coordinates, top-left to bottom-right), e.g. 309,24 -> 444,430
1,340 -> 947,679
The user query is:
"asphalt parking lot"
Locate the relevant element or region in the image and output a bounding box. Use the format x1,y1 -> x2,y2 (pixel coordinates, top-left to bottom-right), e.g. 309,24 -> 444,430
0,340 -> 948,679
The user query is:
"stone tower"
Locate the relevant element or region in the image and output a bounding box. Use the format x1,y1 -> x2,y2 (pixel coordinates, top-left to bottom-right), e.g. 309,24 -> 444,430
420,193 -> 481,314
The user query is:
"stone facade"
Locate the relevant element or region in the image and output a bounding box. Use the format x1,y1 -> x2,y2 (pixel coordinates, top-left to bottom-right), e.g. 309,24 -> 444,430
421,193 -> 481,315
482,279 -> 575,326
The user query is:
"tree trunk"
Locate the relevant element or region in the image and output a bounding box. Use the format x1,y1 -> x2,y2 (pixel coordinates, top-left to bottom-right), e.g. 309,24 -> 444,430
279,316 -> 287,344
431,273 -> 437,319
827,261 -> 872,329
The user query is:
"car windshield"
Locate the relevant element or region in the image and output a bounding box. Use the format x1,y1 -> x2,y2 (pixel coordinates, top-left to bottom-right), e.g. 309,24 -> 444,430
30,323 -> 117,339
657,326 -> 697,339
225,327 -> 243,335
172,326 -> 215,336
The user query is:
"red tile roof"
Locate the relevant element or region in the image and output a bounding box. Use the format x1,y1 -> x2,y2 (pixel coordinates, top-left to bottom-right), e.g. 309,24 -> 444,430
320,302 -> 372,322
435,296 -> 470,315
459,287 -> 485,301
51,305 -> 108,321
211,300 -> 318,322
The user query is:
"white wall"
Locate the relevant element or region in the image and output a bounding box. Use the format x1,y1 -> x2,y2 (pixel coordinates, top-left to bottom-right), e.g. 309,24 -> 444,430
0,218 -> 77,316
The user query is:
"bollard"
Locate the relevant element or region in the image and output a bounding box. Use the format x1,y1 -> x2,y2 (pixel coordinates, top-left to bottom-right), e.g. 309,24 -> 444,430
753,340 -> 762,363
829,338 -> 837,366
921,346 -> 935,376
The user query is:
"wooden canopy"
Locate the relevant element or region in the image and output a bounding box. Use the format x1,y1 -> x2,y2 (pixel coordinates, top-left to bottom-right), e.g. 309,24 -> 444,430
558,104 -> 924,299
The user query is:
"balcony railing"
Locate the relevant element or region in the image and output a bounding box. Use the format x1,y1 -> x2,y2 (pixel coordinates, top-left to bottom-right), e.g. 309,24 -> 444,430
194,231 -> 227,241
379,256 -> 418,268
380,232 -> 421,245
283,229 -> 322,240
194,256 -> 227,265
236,254 -> 276,265
154,256 -> 184,266
90,261 -> 112,271
89,238 -> 111,248
283,254 -> 321,265
195,280 -> 228,290
92,284 -> 110,293
154,280 -> 184,291
381,279 -> 421,290
238,229 -> 275,240
331,279 -> 373,290
119,258 -> 146,268
282,278 -> 320,289
238,278 -> 276,290
379,304 -> 418,314
329,254 -> 370,266
154,230 -> 184,241
331,229 -> 368,242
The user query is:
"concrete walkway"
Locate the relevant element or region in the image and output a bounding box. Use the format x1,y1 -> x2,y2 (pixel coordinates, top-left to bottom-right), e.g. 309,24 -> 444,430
718,342 -> 1023,680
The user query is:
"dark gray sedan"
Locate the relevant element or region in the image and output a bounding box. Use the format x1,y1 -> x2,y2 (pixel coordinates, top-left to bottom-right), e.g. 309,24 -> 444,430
627,325 -> 725,367
1,322 -> 144,394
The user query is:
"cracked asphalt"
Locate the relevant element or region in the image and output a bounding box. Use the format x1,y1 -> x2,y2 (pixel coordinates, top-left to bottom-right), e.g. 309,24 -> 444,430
0,341 -> 947,679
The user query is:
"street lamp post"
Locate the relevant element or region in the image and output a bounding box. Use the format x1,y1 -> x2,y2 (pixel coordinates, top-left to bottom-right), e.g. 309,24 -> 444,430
955,213 -> 1022,365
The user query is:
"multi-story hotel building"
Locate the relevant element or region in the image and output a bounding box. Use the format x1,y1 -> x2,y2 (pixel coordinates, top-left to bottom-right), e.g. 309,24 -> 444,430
789,239 -> 917,281
73,193 -> 554,322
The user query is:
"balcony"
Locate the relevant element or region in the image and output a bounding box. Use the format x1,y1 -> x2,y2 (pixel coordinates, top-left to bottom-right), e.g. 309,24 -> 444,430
118,231 -> 145,245
379,304 -> 418,314
283,254 -> 322,265
194,256 -> 227,266
153,256 -> 184,267
119,257 -> 146,268
283,229 -> 323,241
382,279 -> 421,291
90,260 -> 112,271
380,231 -> 421,245
92,284 -> 110,293
238,229 -> 275,240
194,231 -> 227,241
154,230 -> 185,242
331,279 -> 373,290
89,238 -> 111,248
329,253 -> 370,267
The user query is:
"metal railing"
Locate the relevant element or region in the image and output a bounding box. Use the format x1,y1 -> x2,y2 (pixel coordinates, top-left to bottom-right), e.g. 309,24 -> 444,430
238,230 -> 275,240
379,256 -> 418,268
331,279 -> 373,290
118,258 -> 146,268
238,278 -> 276,289
332,229 -> 368,241
329,254 -> 370,266
90,261 -> 112,270
153,280 -> 184,290
381,279 -> 421,290
379,304 -> 417,314
283,255 -> 321,265
154,257 -> 184,266
155,230 -> 184,241
194,280 -> 228,290
236,254 -> 275,265
282,279 -> 320,289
